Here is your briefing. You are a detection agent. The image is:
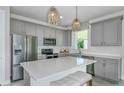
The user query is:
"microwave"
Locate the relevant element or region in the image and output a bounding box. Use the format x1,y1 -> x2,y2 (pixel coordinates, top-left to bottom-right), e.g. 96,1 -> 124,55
43,38 -> 56,46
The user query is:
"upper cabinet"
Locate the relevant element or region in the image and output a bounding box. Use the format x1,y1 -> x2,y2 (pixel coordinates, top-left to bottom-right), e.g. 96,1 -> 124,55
91,22 -> 103,46
36,25 -> 44,46
10,19 -> 72,46
56,30 -> 64,46
24,22 -> 36,36
44,27 -> 56,38
103,18 -> 122,46
56,30 -> 72,46
91,17 -> 122,46
10,19 -> 25,35
64,31 -> 72,46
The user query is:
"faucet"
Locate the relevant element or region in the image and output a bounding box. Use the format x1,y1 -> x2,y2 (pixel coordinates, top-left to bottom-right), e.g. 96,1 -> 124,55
78,48 -> 82,55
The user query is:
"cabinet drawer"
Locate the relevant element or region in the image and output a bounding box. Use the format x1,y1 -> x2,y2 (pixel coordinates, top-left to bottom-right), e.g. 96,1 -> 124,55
103,58 -> 120,64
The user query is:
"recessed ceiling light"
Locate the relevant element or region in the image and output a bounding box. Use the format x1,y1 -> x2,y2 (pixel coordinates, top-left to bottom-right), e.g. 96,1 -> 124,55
60,16 -> 63,19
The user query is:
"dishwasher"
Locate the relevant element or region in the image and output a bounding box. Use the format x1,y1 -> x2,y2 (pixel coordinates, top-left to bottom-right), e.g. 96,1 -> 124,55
81,55 -> 95,76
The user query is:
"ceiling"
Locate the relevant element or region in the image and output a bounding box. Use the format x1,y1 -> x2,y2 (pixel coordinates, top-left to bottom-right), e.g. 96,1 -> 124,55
10,6 -> 124,27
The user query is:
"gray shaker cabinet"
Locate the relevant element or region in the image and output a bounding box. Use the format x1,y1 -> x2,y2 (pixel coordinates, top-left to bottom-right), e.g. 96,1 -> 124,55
10,19 -> 25,35
103,18 -> 122,46
91,22 -> 103,46
105,59 -> 121,81
94,57 -> 121,82
63,31 -> 69,46
94,58 -> 105,77
11,19 -> 72,46
91,17 -> 122,46
24,22 -> 36,36
67,31 -> 72,46
44,27 -> 56,38
36,25 -> 44,46
56,30 -> 64,46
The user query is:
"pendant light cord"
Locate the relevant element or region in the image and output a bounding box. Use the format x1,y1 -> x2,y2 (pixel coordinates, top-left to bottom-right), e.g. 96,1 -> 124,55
76,6 -> 77,19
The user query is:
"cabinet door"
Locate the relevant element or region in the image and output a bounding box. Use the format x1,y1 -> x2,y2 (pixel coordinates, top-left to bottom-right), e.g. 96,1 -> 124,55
49,29 -> 55,38
91,22 -> 103,46
62,31 -> 72,46
36,25 -> 44,46
103,18 -> 121,46
94,58 -> 105,77
10,19 -> 25,35
25,22 -> 36,36
44,28 -> 55,38
44,28 -> 50,38
105,59 -> 120,81
63,31 -> 68,46
56,30 -> 64,46
67,31 -> 72,46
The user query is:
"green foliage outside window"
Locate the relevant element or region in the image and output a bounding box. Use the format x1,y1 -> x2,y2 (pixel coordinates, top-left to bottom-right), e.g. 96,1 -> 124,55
77,30 -> 88,49
78,39 -> 84,48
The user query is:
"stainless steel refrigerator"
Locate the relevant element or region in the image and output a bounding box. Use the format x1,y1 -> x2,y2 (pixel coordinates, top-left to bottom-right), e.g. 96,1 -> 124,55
11,34 -> 38,81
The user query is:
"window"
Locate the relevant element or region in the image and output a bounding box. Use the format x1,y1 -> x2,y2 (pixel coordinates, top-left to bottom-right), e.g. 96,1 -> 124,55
77,29 -> 88,49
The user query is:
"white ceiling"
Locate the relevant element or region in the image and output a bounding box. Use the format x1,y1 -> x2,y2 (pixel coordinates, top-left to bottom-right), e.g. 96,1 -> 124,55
10,6 -> 124,26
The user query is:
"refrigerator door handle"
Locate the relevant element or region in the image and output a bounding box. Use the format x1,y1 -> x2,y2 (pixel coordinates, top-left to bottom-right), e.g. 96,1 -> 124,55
24,36 -> 27,62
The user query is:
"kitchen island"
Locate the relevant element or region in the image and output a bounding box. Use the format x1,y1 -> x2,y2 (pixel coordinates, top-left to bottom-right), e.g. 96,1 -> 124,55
21,56 -> 97,86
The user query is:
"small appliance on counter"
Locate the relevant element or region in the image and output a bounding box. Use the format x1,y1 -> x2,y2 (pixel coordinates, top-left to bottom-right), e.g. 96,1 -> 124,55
41,49 -> 58,59
59,48 -> 70,57
59,48 -> 69,53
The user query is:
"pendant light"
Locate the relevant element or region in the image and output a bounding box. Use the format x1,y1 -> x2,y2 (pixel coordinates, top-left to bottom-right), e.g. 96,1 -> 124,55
48,6 -> 60,25
72,6 -> 81,31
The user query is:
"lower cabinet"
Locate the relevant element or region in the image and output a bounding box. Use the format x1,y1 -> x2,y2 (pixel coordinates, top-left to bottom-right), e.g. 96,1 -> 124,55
94,61 -> 105,78
94,57 -> 121,82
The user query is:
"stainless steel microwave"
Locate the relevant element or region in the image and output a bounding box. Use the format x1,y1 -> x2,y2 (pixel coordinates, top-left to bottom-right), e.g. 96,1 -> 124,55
43,38 -> 56,46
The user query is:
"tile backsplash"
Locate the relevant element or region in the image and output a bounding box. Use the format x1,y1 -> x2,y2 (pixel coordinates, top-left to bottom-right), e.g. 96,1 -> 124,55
38,46 -> 80,55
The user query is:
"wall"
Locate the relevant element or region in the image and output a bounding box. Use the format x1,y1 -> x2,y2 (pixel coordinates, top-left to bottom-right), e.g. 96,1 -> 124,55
121,16 -> 124,80
0,6 -> 10,85
0,8 -> 5,85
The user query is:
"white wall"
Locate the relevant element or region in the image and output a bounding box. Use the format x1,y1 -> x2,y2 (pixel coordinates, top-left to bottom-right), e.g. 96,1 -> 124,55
0,8 -> 5,85
121,17 -> 124,80
0,6 -> 10,85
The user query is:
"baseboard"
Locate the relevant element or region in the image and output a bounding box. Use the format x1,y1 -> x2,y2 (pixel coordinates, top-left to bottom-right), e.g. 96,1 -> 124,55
0,80 -> 10,86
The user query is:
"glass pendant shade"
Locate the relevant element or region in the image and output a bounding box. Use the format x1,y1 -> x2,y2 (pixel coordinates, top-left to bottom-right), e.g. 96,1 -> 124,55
72,18 -> 81,31
48,7 -> 60,25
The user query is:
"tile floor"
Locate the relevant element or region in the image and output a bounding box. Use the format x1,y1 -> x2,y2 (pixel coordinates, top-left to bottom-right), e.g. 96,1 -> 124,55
7,77 -> 124,86
93,77 -> 124,86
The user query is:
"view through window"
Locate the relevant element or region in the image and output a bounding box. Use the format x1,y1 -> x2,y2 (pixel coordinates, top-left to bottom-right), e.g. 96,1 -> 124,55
77,29 -> 88,49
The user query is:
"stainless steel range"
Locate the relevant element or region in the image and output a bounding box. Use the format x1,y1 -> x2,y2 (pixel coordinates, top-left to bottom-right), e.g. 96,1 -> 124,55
41,49 -> 58,59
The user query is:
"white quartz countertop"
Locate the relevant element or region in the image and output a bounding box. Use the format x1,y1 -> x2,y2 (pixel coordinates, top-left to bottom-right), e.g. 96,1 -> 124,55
81,52 -> 121,59
21,56 -> 96,81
